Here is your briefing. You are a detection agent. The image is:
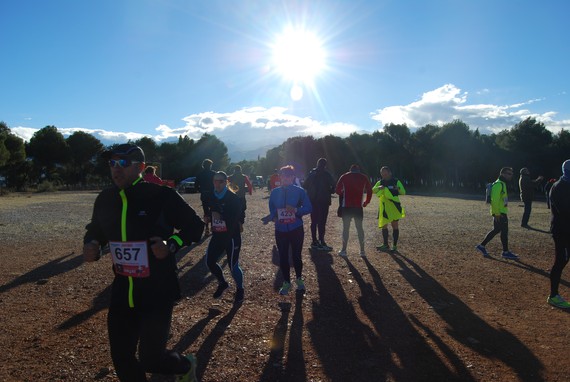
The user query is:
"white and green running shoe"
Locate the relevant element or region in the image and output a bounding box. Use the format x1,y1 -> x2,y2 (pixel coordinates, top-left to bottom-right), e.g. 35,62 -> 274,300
547,294 -> 570,309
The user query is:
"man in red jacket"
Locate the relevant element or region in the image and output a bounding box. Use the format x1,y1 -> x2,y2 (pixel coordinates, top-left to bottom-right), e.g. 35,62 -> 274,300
335,164 -> 372,257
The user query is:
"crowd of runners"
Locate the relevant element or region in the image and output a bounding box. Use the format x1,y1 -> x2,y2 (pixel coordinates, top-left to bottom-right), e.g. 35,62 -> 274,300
82,143 -> 570,382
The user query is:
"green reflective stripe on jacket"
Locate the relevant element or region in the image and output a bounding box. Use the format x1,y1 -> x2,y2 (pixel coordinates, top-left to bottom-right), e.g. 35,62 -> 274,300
169,234 -> 183,246
119,188 -> 135,308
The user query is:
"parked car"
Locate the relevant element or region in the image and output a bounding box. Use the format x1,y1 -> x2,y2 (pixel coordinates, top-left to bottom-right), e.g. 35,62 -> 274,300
252,176 -> 264,189
178,176 -> 197,193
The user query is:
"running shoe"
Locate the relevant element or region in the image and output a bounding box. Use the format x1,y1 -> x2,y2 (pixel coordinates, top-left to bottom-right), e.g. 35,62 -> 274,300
295,278 -> 305,292
501,251 -> 519,260
475,244 -> 490,258
213,281 -> 229,299
547,294 -> 570,309
176,353 -> 197,382
320,241 -> 333,251
310,241 -> 322,250
376,244 -> 389,251
234,288 -> 244,304
391,245 -> 398,252
338,249 -> 347,257
279,281 -> 291,295
359,251 -> 367,258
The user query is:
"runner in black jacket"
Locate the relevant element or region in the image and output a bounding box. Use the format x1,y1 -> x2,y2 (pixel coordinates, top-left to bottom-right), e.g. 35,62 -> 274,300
204,171 -> 245,303
83,144 -> 204,382
547,159 -> 570,309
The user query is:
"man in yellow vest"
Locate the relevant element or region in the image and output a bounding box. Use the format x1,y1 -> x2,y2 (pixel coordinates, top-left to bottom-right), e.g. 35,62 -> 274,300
476,167 -> 519,260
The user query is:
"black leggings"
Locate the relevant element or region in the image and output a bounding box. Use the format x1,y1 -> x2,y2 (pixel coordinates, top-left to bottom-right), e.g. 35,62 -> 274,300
107,302 -> 190,381
275,226 -> 304,283
481,214 -> 509,251
550,235 -> 570,297
205,232 -> 244,288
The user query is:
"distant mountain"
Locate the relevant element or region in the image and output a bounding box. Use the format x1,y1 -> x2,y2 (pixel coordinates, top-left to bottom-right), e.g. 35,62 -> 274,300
226,143 -> 277,162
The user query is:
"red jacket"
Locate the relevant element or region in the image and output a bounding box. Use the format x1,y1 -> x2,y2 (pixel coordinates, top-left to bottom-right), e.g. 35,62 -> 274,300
335,171 -> 372,208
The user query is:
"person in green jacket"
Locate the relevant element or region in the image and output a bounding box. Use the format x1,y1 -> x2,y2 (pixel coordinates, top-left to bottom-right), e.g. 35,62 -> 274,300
476,167 -> 519,260
373,166 -> 406,252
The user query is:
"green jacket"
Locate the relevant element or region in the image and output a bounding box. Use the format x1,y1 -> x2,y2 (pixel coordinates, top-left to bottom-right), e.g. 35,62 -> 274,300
490,179 -> 508,215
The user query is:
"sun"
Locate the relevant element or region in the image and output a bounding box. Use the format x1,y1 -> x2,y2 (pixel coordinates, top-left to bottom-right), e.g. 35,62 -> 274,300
272,28 -> 326,84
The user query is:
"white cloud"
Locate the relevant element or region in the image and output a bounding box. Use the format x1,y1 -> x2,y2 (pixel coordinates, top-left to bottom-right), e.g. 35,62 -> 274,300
10,107 -> 361,160
371,84 -> 570,134
155,106 -> 360,149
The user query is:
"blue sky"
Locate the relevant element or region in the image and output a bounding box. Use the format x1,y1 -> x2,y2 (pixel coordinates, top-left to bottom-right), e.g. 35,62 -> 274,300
1,0 -> 569,159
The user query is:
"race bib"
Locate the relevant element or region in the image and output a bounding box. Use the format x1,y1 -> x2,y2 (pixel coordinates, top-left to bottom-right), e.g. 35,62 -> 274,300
212,218 -> 228,232
277,208 -> 296,224
109,241 -> 150,278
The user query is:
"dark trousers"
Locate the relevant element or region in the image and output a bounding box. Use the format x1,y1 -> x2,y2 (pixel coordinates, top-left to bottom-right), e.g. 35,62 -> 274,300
550,235 -> 570,297
107,302 -> 190,382
481,214 -> 509,251
275,226 -> 304,283
310,203 -> 330,242
206,232 -> 244,288
521,200 -> 532,226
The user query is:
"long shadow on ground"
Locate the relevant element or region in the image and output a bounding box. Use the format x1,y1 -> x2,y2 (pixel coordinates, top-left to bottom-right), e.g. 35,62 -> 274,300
390,252 -> 545,382
307,251 -> 462,381
0,252 -> 83,293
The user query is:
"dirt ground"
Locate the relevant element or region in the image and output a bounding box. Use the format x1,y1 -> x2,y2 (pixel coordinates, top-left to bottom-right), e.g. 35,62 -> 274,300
0,189 -> 569,382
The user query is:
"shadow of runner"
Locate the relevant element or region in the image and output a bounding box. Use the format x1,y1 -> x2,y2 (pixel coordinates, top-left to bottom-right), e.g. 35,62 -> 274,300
347,257 -> 474,381
194,304 -> 241,380
390,252 -> 545,382
283,292 -> 307,381
57,284 -> 112,330
0,252 -> 83,293
307,251 -> 386,382
259,301 -> 291,381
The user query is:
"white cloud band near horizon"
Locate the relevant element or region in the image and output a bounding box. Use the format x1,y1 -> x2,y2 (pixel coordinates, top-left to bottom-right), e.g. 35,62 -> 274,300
10,84 -> 570,152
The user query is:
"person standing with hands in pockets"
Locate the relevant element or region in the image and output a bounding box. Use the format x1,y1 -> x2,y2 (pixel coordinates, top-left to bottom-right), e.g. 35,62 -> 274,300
263,166 -> 312,295
83,144 -> 204,382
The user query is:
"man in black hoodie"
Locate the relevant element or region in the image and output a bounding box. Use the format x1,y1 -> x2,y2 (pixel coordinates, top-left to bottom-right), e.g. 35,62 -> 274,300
303,158 -> 336,250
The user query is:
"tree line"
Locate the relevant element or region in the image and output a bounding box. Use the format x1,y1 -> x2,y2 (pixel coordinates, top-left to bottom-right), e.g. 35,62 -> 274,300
1,117 -> 569,192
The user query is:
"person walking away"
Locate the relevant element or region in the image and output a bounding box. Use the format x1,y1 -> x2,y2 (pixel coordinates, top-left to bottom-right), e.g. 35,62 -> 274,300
519,167 -> 544,228
373,166 -> 406,252
546,159 -> 570,309
475,167 -> 519,260
82,144 -> 204,382
195,159 -> 216,237
303,158 -> 336,251
204,171 -> 245,304
335,164 -> 372,257
262,166 -> 312,295
143,166 -> 164,185
228,165 -> 253,230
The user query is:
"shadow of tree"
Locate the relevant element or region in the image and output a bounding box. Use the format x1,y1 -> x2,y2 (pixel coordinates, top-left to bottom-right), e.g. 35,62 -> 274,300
390,252 -> 545,382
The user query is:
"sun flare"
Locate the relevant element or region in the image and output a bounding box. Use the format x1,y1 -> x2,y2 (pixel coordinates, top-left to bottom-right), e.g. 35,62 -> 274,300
272,28 -> 326,84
